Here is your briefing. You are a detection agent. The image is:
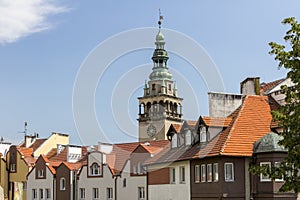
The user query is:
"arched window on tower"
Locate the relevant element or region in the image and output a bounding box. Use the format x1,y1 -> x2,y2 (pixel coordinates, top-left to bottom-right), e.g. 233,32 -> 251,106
140,103 -> 145,115
146,102 -> 151,115
174,103 -> 178,114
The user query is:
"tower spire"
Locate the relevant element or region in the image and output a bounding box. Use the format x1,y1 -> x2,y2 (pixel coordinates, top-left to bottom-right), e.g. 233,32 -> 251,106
158,9 -> 163,29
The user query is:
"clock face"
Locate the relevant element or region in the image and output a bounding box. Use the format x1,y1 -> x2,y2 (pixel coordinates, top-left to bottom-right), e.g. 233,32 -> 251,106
147,124 -> 157,138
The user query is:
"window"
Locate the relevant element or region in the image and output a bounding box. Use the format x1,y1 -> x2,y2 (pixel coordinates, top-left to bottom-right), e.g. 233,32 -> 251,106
213,163 -> 219,182
194,165 -> 200,183
133,165 -> 137,174
39,189 -> 43,199
170,167 -> 176,183
92,188 -> 99,199
123,178 -> 127,187
180,166 -> 185,183
275,162 -> 284,182
106,188 -> 113,200
171,134 -> 177,148
260,162 -> 271,182
185,130 -> 191,146
10,163 -> 16,172
224,163 -> 234,182
152,84 -> 156,90
138,187 -> 145,200
45,189 -> 50,199
137,162 -> 144,174
60,177 -> 66,190
201,164 -> 206,182
200,127 -> 206,142
90,163 -> 101,176
79,188 -> 85,199
32,189 -> 37,200
207,164 -> 212,182
38,169 -> 44,178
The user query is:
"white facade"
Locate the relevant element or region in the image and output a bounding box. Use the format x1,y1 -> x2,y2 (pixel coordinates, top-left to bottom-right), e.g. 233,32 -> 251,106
148,161 -> 191,200
27,166 -> 55,200
117,160 -> 147,200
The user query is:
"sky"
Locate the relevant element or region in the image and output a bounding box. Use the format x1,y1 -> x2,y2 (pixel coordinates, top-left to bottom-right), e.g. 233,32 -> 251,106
0,0 -> 299,145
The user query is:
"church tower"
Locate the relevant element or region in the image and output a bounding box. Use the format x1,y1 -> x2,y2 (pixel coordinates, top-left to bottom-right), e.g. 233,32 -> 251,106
138,14 -> 183,142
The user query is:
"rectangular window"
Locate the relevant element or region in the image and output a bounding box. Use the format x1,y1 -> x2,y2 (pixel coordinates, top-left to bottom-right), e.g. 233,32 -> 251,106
152,84 -> 156,90
32,189 -> 37,200
260,162 -> 271,182
92,188 -> 99,199
45,189 -> 50,199
79,188 -> 85,199
170,167 -> 176,183
171,134 -> 178,148
138,187 -> 145,200
10,164 -> 16,172
201,164 -> 206,182
38,169 -> 44,178
194,165 -> 200,183
207,164 -> 212,182
275,162 -> 284,182
224,162 -> 234,182
106,188 -> 113,200
39,189 -> 43,199
180,166 -> 185,183
213,163 -> 219,182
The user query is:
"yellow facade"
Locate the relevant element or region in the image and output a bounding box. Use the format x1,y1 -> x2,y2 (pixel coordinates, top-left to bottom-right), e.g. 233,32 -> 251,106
0,156 -> 8,199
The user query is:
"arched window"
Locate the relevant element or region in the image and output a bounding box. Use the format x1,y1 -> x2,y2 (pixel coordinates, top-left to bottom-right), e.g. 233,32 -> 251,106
90,163 -> 101,176
60,177 -> 66,190
172,134 -> 178,148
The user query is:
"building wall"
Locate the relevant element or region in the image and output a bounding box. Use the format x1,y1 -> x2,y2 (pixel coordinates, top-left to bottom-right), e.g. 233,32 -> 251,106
33,133 -> 69,157
208,92 -> 242,117
0,158 -> 8,199
77,164 -> 114,200
117,161 -> 147,200
56,164 -> 72,200
148,161 -> 190,200
191,157 -> 247,200
27,166 -> 54,200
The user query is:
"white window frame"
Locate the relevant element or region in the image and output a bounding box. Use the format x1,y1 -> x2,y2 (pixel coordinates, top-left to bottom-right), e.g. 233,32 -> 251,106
201,164 -> 206,182
207,164 -> 212,182
275,162 -> 284,182
224,162 -> 234,182
185,130 -> 192,146
194,165 -> 200,183
106,187 -> 113,200
138,187 -> 145,200
79,188 -> 85,199
60,177 -> 66,191
45,189 -> 50,200
213,163 -> 219,182
200,127 -> 206,142
172,134 -> 178,148
38,169 -> 44,178
39,189 -> 43,200
260,162 -> 271,182
90,163 -> 101,176
10,163 -> 16,172
170,167 -> 176,184
179,166 -> 185,183
32,189 -> 37,200
92,188 -> 99,199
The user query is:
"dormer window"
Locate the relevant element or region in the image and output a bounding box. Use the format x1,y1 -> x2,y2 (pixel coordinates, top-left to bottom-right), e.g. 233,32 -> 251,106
171,134 -> 177,148
185,130 -> 191,146
10,164 -> 16,172
200,127 -> 206,143
90,163 -> 101,176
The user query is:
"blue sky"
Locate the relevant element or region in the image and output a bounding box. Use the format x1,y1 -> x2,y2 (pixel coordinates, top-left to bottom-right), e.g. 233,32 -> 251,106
0,0 -> 299,145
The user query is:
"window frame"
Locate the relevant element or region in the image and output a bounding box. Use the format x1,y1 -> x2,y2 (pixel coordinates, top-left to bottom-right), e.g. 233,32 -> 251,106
185,130 -> 192,146
260,162 -> 271,182
200,127 -> 206,143
201,164 -> 206,182
38,169 -> 44,178
90,163 -> 101,176
213,163 -> 219,182
92,188 -> 99,199
179,166 -> 185,184
207,164 -> 212,182
194,165 -> 200,183
171,134 -> 178,148
39,189 -> 43,199
79,188 -> 85,199
170,167 -> 176,184
275,162 -> 284,182
138,187 -> 145,200
106,187 -> 113,200
10,163 -> 16,172
60,177 -> 66,191
45,189 -> 50,199
32,189 -> 37,200
224,162 -> 234,182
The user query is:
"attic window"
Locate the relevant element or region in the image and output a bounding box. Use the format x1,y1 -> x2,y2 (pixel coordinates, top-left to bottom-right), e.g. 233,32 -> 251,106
200,127 -> 206,143
60,177 -> 66,190
185,130 -> 191,146
171,134 -> 178,148
10,164 -> 16,172
90,163 -> 101,176
38,169 -> 44,178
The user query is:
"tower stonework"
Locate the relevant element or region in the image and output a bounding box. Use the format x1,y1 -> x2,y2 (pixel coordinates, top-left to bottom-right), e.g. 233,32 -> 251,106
138,18 -> 183,142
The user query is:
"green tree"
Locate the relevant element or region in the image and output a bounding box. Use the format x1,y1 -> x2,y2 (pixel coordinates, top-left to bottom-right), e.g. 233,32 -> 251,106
268,17 -> 300,192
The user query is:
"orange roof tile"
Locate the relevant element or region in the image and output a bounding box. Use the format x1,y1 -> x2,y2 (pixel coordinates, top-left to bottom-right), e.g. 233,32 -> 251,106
172,124 -> 182,133
46,148 -> 57,159
186,120 -> 197,129
29,139 -> 46,151
260,78 -> 285,95
201,116 -> 232,127
18,147 -> 33,157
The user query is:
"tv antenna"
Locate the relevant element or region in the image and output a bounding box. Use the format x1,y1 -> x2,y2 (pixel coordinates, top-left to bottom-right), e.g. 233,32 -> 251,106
18,121 -> 28,136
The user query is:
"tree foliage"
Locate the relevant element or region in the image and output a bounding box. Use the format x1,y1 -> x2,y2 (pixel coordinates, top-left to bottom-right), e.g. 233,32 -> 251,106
264,17 -> 300,193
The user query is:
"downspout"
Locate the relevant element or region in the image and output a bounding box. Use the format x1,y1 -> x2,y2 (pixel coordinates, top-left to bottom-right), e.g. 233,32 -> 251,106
114,175 -> 119,200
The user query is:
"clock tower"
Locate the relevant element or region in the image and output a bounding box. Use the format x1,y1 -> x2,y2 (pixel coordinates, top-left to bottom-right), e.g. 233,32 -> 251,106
138,15 -> 183,142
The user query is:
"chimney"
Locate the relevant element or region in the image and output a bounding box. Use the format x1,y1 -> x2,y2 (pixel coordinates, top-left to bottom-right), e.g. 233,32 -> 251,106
24,134 -> 37,148
240,77 -> 260,95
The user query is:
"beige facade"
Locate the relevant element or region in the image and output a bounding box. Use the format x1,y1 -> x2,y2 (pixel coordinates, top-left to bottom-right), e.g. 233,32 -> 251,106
0,156 -> 8,199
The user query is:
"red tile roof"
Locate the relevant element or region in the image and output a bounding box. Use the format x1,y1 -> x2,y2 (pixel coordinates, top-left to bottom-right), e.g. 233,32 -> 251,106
172,124 -> 182,133
186,120 -> 197,129
146,95 -> 273,165
29,139 -> 46,151
260,78 -> 285,95
201,116 -> 232,127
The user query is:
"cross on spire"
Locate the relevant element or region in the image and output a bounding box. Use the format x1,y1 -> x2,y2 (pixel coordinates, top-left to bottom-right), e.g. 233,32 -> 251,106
158,9 -> 163,29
